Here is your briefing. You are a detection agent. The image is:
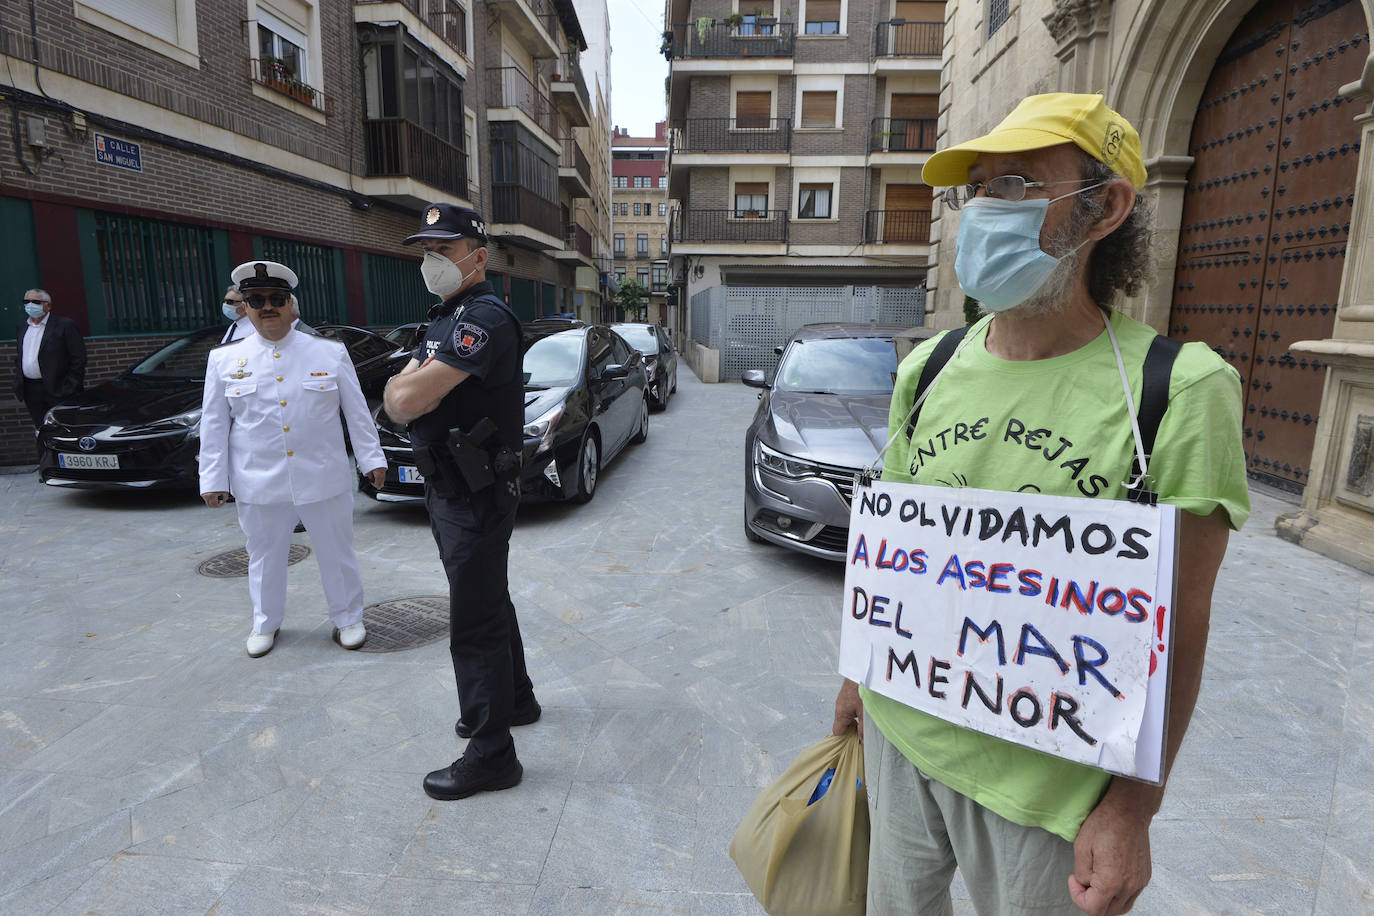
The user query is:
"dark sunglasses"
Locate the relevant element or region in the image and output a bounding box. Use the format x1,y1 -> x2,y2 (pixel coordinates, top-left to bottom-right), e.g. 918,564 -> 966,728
245,293 -> 289,310
23,299 -> 45,305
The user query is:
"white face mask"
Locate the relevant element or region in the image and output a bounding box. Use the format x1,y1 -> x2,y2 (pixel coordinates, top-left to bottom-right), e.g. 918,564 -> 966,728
420,247 -> 480,300
24,303 -> 45,319
222,303 -> 241,322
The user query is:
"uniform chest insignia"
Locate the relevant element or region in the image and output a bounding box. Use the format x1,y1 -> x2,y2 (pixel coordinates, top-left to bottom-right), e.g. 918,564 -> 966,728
453,321 -> 489,358
237,358 -> 247,366
233,369 -> 252,379
310,371 -> 328,376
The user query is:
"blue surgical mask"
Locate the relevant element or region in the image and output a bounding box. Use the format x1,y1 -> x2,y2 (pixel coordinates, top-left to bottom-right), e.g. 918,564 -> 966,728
24,303 -> 45,319
222,303 -> 241,322
953,188 -> 1098,312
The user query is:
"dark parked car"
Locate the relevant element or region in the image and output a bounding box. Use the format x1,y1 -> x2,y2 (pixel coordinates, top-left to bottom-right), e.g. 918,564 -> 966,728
370,321 -> 649,503
742,322 -> 937,560
611,323 -> 678,410
37,324 -> 408,490
384,322 -> 429,352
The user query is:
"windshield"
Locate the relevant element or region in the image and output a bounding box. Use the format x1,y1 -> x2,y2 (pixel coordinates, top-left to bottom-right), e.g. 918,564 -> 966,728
522,332 -> 584,388
129,328 -> 225,378
774,336 -> 898,395
615,326 -> 660,355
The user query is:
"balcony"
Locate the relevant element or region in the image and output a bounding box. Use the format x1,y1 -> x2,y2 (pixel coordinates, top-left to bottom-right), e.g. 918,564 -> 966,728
863,209 -> 932,244
554,222 -> 594,262
364,118 -> 469,202
668,20 -> 795,59
549,52 -> 591,127
355,0 -> 467,58
487,67 -> 558,144
673,209 -> 788,244
559,136 -> 593,197
673,117 -> 792,153
487,0 -> 559,57
492,185 -> 562,247
247,58 -> 328,114
874,20 -> 942,57
869,117 -> 938,154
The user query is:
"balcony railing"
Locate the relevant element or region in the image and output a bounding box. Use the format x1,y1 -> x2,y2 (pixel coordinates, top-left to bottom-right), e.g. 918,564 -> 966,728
561,136 -> 592,187
493,185 -> 561,238
874,20 -> 943,57
356,0 -> 467,55
487,67 -> 557,137
668,21 -> 795,59
870,117 -> 938,153
673,117 -> 792,152
247,58 -> 327,113
565,223 -> 593,257
673,209 -> 788,243
550,52 -> 592,115
364,118 -> 469,199
863,209 -> 932,243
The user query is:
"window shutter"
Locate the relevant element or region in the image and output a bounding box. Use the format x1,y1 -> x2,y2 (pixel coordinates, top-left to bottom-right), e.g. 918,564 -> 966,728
735,91 -> 772,128
806,0 -> 841,24
800,91 -> 837,128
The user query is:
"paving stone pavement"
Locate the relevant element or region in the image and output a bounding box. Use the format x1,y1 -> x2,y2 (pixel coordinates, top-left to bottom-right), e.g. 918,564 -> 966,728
1,365 -> 1371,915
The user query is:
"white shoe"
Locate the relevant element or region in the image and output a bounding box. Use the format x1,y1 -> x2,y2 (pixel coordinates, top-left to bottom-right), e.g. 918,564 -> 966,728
246,629 -> 277,658
334,622 -> 367,650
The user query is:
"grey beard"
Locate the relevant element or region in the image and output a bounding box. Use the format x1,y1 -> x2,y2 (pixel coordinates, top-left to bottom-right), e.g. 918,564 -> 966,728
1001,248 -> 1082,318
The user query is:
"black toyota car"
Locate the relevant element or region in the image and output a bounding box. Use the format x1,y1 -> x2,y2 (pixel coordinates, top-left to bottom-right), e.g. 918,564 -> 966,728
37,324 -> 408,490
369,321 -> 650,504
610,322 -> 678,411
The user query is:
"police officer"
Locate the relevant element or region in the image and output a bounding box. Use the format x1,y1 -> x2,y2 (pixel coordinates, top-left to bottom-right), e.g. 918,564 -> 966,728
200,260 -> 387,658
383,204 -> 538,801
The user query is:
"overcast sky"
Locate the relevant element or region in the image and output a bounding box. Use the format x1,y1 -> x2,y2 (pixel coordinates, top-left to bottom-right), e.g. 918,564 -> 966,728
607,0 -> 669,136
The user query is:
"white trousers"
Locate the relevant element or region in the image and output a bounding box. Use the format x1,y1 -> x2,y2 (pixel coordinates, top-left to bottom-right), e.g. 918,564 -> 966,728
236,490 -> 366,635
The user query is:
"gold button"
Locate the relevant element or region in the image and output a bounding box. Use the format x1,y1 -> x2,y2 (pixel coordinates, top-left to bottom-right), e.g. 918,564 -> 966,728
274,353 -> 281,359
283,425 -> 290,432
276,375 -> 283,382
280,400 -> 287,406
286,450 -> 294,456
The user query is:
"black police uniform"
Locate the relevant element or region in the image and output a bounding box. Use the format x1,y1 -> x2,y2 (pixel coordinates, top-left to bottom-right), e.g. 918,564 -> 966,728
410,283 -> 535,772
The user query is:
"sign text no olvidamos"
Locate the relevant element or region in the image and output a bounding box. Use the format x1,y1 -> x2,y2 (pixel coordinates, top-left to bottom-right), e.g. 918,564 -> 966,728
839,480 -> 1177,783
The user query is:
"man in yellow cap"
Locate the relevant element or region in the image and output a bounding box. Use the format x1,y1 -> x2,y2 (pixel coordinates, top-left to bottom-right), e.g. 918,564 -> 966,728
831,94 -> 1249,915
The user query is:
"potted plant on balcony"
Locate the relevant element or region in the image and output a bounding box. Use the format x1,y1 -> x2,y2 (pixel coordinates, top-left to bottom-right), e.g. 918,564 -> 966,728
695,16 -> 712,43
725,11 -> 745,31
259,55 -> 292,92
660,30 -> 674,59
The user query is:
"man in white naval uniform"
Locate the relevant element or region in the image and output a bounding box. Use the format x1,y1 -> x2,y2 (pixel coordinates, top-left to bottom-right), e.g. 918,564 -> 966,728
199,260 -> 387,658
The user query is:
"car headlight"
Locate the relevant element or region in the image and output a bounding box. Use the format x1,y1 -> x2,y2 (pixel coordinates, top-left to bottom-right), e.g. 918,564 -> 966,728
756,441 -> 816,478
523,405 -> 563,454
168,409 -> 202,430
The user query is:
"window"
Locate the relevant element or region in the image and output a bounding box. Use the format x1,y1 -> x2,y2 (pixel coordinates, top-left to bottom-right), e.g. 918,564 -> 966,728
637,267 -> 650,287
987,0 -> 1009,37
614,176 -> 629,188
798,183 -> 833,219
657,176 -> 668,188
804,0 -> 841,33
799,91 -> 837,129
637,233 -> 649,255
652,263 -> 668,289
76,0 -> 199,65
658,203 -> 667,216
633,202 -> 642,216
615,268 -> 626,281
90,211 -> 220,334
361,27 -> 465,147
739,0 -> 776,35
735,90 -> 772,129
614,233 -> 626,254
660,233 -> 668,254
735,182 -> 769,217
634,176 -> 651,188
259,13 -> 309,86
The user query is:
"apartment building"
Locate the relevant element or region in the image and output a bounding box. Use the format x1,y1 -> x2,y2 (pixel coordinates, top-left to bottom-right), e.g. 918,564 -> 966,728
663,0 -> 940,369
0,0 -> 611,465
611,122 -> 673,328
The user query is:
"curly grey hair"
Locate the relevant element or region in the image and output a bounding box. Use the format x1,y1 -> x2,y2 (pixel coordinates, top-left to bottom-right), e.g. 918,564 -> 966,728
1073,154 -> 1156,305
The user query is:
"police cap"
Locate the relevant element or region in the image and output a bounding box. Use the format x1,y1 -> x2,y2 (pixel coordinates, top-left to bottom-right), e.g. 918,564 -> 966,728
404,203 -> 489,245
232,260 -> 298,291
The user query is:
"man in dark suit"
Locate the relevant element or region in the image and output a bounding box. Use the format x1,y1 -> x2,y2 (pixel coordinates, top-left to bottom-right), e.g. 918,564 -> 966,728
13,288 -> 87,430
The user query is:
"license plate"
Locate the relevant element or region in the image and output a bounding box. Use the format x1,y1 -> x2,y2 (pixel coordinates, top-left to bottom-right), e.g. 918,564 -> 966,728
58,453 -> 119,470
397,465 -> 425,484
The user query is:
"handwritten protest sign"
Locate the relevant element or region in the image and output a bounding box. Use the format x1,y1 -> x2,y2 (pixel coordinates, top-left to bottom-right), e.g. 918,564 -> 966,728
839,480 -> 1178,783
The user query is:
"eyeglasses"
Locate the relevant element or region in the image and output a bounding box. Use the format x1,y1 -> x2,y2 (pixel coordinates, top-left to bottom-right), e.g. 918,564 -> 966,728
941,176 -> 1103,210
23,299 -> 45,305
245,293 -> 289,310
223,299 -> 243,307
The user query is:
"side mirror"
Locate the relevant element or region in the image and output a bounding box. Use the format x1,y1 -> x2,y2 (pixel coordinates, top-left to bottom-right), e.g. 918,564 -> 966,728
601,364 -> 631,381
742,369 -> 769,389
773,345 -> 784,356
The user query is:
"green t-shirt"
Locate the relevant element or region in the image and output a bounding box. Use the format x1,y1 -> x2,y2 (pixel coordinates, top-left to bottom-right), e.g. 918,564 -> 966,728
862,308 -> 1250,841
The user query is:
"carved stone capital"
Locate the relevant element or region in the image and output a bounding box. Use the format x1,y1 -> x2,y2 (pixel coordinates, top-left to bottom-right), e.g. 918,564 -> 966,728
1042,0 -> 1109,44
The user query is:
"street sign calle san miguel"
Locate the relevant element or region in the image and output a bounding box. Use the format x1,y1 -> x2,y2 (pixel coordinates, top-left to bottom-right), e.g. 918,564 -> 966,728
94,133 -> 142,172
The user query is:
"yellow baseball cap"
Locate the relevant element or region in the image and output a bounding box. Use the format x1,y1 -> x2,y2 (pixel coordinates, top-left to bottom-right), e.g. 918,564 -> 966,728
922,93 -> 1147,190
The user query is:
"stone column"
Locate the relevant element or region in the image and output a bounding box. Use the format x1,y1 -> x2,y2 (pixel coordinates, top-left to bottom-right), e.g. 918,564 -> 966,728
1043,0 -> 1112,94
1276,56 -> 1374,573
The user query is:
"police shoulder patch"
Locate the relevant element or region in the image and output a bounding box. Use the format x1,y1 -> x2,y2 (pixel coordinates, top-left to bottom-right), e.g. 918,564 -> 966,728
453,321 -> 489,357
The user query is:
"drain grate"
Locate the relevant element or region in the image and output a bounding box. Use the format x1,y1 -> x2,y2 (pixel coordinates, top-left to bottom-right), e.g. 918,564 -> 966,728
354,596 -> 449,653
197,544 -> 312,578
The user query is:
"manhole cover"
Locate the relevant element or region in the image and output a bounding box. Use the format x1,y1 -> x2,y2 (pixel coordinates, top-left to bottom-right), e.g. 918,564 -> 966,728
355,596 -> 449,653
196,544 -> 312,578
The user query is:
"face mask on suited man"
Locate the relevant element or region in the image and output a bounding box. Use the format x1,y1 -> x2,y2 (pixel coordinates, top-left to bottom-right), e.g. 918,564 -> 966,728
222,303 -> 241,322
24,303 -> 45,319
421,248 -> 481,300
953,185 -> 1101,312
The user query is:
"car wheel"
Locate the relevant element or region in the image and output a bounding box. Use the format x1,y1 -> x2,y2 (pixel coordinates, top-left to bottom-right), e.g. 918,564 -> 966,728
744,507 -> 765,543
670,370 -> 677,394
631,397 -> 649,444
574,431 -> 600,503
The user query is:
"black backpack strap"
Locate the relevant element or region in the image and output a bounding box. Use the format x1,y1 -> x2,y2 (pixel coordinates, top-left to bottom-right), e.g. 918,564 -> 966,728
905,325 -> 968,440
1127,334 -> 1183,502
